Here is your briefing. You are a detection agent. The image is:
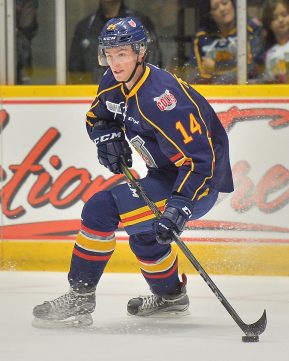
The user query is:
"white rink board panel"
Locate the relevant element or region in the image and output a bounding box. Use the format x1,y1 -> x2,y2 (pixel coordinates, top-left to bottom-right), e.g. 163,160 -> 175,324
1,86 -> 289,273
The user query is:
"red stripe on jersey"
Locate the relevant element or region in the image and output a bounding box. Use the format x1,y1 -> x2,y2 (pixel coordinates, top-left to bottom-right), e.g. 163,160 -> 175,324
73,248 -> 111,261
170,152 -> 183,162
122,206 -> 165,223
123,209 -> 154,222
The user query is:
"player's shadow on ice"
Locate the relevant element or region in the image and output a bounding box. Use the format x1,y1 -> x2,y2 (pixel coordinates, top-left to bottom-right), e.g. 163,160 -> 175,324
78,317 -> 231,336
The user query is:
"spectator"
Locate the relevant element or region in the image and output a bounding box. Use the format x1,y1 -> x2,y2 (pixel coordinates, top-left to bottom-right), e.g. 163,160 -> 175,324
16,0 -> 38,84
262,0 -> 289,83
68,0 -> 162,84
189,0 -> 263,84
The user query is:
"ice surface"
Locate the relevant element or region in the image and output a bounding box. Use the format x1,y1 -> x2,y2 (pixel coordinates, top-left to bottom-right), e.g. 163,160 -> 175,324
0,272 -> 288,361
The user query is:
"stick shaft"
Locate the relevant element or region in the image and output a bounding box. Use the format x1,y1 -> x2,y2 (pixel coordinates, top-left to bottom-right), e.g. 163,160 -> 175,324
120,163 -> 266,336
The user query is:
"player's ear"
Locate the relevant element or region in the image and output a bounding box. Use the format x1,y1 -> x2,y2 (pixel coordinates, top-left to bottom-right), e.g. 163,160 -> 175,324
139,45 -> 146,60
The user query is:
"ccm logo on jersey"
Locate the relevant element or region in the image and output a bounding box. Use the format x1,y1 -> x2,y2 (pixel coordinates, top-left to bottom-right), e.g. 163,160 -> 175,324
93,131 -> 122,145
154,90 -> 177,111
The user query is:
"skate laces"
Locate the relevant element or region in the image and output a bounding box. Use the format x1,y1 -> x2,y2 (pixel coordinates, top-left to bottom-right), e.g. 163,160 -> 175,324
139,295 -> 164,310
49,291 -> 77,309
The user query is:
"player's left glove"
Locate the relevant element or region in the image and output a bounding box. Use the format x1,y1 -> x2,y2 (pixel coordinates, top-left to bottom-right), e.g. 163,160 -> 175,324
90,120 -> 132,174
154,196 -> 193,245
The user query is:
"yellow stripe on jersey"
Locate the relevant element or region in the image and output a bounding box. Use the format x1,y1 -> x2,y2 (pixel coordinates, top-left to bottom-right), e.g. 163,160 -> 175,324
86,111 -> 97,118
135,94 -> 187,161
97,83 -> 122,97
120,199 -> 166,218
191,172 -> 215,202
174,76 -> 216,200
86,84 -> 122,126
76,232 -> 116,253
86,99 -> 99,126
86,119 -> 94,127
122,213 -> 155,227
198,187 -> 209,201
175,156 -> 193,168
177,167 -> 193,193
120,199 -> 166,227
138,249 -> 177,273
123,66 -> 151,100
136,91 -> 209,200
88,99 -> 100,112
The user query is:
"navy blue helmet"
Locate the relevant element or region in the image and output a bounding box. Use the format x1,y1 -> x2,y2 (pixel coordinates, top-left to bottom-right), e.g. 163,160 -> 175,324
98,17 -> 148,66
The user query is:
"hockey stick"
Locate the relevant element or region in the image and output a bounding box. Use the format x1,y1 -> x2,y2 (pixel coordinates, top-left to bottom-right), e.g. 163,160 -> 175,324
120,161 -> 267,337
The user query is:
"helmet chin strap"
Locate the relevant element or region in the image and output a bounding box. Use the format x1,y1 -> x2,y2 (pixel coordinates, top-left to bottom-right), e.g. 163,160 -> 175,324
122,53 -> 146,85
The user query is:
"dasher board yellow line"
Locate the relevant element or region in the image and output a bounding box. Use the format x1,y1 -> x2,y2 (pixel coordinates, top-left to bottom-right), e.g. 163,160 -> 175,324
1,84 -> 289,98
1,240 -> 289,275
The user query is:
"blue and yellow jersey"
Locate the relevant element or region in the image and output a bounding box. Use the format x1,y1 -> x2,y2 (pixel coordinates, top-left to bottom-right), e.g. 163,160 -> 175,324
86,64 -> 233,204
190,19 -> 263,84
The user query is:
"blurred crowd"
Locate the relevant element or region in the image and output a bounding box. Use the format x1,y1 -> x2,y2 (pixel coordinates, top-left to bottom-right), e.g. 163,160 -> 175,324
16,0 -> 289,85
16,0 -> 38,84
189,0 -> 289,84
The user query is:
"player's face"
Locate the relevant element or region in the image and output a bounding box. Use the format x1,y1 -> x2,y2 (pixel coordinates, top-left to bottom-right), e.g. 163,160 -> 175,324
210,0 -> 235,29
105,46 -> 141,82
270,3 -> 289,40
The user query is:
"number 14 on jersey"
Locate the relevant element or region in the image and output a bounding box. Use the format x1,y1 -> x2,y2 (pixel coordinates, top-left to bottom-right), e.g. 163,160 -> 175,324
176,113 -> 202,144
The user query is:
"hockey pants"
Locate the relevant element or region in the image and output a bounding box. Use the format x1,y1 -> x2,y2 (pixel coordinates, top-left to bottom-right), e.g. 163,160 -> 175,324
68,168 -> 218,295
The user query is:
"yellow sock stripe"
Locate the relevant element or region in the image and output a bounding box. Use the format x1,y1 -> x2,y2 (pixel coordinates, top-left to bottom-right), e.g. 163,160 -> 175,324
138,249 -> 177,273
75,232 -> 116,253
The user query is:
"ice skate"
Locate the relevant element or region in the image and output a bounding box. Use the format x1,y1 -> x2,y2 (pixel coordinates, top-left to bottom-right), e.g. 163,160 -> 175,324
127,275 -> 189,317
32,289 -> 96,328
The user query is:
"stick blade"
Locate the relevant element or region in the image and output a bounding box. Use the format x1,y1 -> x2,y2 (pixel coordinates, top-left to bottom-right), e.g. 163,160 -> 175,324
242,309 -> 267,336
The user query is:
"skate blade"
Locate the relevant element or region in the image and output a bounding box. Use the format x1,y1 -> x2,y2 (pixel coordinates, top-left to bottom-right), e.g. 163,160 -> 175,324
32,314 -> 93,329
128,308 -> 190,318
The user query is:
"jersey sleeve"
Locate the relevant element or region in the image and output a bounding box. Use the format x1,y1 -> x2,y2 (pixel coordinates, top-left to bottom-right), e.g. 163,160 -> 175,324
139,76 -> 215,203
85,74 -> 123,137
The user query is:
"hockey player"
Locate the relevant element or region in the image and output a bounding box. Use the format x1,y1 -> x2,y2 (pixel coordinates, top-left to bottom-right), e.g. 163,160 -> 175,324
33,17 -> 234,327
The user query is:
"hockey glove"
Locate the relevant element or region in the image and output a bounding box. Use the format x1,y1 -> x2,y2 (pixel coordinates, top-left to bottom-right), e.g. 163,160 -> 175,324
90,120 -> 132,174
154,196 -> 193,245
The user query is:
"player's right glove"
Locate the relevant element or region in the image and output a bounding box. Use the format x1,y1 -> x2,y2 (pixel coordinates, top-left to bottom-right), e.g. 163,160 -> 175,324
154,195 -> 193,244
90,120 -> 132,174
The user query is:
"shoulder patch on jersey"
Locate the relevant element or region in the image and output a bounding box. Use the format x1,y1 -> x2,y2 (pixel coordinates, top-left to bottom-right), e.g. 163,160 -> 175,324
128,19 -> 136,27
106,100 -> 126,119
153,90 -> 177,111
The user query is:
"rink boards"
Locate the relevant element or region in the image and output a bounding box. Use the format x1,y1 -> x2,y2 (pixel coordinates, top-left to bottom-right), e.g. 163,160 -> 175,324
0,84 -> 289,275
